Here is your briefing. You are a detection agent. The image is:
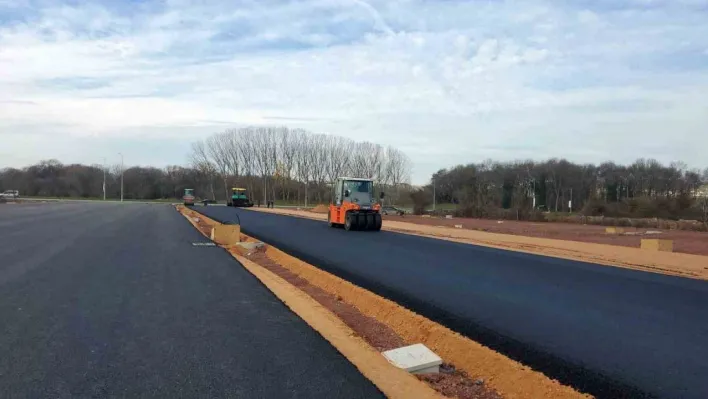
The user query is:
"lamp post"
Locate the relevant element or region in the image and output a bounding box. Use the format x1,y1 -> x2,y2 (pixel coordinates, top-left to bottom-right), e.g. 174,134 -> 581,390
118,153 -> 124,202
103,157 -> 106,201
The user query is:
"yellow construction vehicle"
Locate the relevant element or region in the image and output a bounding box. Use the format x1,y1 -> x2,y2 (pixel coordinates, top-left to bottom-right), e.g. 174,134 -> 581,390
327,177 -> 383,231
227,188 -> 254,207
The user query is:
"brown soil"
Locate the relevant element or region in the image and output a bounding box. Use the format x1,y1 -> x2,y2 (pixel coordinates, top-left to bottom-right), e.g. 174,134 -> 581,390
385,215 -> 708,256
310,204 -> 329,214
235,247 -> 501,399
420,366 -> 500,399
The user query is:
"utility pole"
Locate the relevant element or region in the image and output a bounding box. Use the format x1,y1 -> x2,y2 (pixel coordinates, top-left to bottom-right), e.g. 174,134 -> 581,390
119,153 -> 124,202
526,168 -> 536,211
103,157 -> 106,201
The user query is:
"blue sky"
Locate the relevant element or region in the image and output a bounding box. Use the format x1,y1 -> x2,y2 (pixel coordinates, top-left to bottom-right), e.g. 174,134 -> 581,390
1,0 -> 707,183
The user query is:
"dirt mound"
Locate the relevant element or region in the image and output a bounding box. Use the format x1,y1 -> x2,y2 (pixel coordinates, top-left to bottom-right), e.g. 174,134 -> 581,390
310,204 -> 329,214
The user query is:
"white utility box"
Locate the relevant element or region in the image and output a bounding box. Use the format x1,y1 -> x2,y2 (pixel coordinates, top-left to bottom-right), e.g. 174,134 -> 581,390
382,344 -> 443,374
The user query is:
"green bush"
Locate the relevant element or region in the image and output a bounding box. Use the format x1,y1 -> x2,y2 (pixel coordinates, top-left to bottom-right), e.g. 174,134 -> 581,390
617,218 -> 632,227
629,218 -> 653,228
410,189 -> 432,215
678,220 -> 707,232
442,198 -> 706,232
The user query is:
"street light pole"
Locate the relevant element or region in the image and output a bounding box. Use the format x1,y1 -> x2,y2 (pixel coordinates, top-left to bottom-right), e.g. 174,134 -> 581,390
118,153 -> 124,202
103,157 -> 106,201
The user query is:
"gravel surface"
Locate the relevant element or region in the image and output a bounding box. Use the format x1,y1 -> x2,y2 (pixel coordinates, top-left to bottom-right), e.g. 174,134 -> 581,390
197,206 -> 708,399
383,214 -> 708,256
0,202 -> 383,398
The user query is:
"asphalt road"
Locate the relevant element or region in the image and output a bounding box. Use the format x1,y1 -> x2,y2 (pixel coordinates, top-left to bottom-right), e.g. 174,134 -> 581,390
197,206 -> 708,399
0,202 -> 383,399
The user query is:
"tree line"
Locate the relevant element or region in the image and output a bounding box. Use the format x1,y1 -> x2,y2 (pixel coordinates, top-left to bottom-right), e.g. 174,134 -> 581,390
189,126 -> 412,205
419,159 -> 708,221
0,160 -> 206,201
0,126 -> 412,204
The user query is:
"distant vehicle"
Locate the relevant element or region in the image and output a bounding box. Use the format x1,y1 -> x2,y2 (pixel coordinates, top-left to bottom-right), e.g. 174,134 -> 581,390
0,190 -> 19,199
183,189 -> 195,206
327,177 -> 383,231
228,188 -> 254,207
201,199 -> 217,206
381,205 -> 405,216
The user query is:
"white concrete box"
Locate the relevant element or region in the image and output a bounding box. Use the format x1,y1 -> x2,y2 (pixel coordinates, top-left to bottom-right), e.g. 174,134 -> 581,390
382,344 -> 442,374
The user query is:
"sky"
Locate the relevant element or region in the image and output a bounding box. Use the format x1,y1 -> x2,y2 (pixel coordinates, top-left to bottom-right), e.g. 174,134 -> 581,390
1,0 -> 707,184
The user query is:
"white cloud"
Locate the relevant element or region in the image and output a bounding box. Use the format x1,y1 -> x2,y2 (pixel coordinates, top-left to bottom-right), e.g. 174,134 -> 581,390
1,0 -> 707,182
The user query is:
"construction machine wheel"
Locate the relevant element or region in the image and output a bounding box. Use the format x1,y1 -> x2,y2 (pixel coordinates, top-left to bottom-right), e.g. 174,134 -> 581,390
374,213 -> 382,231
353,214 -> 364,230
344,213 -> 355,231
359,214 -> 369,230
365,213 -> 375,230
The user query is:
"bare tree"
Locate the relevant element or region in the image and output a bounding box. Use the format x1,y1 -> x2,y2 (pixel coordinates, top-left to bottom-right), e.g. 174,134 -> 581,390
295,132 -> 314,207
251,128 -> 270,204
189,140 -> 219,199
325,136 -> 352,184
206,133 -> 232,200
370,143 -> 386,184
237,127 -> 257,198
278,128 -> 298,201
267,128 -> 280,203
349,142 -> 381,178
386,146 -> 411,201
224,129 -> 242,178
309,134 -> 329,202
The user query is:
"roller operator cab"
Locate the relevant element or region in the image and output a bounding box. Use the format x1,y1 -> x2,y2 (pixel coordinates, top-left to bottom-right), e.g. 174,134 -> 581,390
328,177 -> 384,231
228,188 -> 254,207
183,188 -> 195,206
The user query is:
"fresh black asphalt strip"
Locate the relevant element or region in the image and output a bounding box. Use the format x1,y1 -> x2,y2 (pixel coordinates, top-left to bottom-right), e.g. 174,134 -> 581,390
196,206 -> 708,399
0,202 -> 384,398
